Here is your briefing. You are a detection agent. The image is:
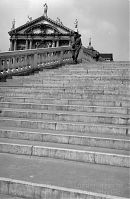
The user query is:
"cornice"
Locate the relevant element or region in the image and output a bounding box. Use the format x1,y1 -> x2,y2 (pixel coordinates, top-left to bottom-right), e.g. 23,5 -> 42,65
8,15 -> 74,36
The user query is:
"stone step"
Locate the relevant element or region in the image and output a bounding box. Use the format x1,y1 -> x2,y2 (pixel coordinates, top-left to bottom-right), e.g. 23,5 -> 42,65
2,74 -> 130,84
0,85 -> 129,92
1,78 -> 130,86
2,80 -> 129,89
15,69 -> 129,76
0,136 -> 129,156
7,74 -> 129,82
0,127 -> 129,150
0,194 -> 24,199
0,102 -> 129,114
4,80 -> 129,89
0,138 -> 129,167
9,63 -> 130,75
0,155 -> 129,198
0,117 -> 129,135
0,108 -> 129,125
0,87 -> 129,96
0,96 -> 129,107
1,91 -> 129,100
1,81 -> 129,88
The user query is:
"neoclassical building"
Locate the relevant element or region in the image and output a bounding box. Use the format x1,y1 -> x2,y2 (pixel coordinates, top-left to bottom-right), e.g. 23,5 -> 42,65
8,6 -> 75,51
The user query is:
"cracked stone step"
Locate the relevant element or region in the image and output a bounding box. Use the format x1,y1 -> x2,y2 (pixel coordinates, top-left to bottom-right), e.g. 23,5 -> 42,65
0,138 -> 129,167
0,127 -> 129,150
0,117 -> 129,135
0,96 -> 129,107
0,86 -> 129,95
0,108 -> 129,125
0,102 -> 129,114
1,92 -> 129,101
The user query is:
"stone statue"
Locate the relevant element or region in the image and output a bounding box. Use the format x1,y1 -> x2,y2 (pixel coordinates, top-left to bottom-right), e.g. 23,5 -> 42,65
74,19 -> 78,30
43,3 -> 48,17
56,17 -> 63,25
11,19 -> 15,30
89,37 -> 91,46
28,16 -> 32,22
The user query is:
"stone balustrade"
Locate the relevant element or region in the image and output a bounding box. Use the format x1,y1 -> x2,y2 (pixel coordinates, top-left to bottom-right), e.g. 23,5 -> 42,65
0,46 -> 74,79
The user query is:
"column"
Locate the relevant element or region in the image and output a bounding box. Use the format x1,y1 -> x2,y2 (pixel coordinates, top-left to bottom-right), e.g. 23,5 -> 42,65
52,41 -> 55,47
56,40 -> 59,47
10,39 -> 13,51
69,40 -> 71,46
14,39 -> 17,51
25,39 -> 28,50
29,39 -> 32,49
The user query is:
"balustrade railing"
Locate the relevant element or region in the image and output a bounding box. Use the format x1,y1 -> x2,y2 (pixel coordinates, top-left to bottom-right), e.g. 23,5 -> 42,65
0,46 -> 73,79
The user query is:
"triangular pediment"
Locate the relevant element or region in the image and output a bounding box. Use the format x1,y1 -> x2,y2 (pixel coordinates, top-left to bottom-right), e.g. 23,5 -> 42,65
8,15 -> 74,35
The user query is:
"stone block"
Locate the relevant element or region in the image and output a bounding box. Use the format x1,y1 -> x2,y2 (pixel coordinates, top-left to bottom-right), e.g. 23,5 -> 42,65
42,133 -> 69,144
94,153 -> 130,167
16,131 -> 43,142
33,146 -> 49,157
56,122 -> 85,132
41,122 -> 56,130
41,188 -> 61,199
0,179 -> 9,195
9,182 -> 34,198
0,143 -> 32,155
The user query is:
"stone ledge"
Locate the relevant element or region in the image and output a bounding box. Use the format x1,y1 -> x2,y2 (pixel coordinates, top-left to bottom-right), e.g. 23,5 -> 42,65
0,177 -> 127,199
0,142 -> 129,167
0,117 -> 129,135
0,129 -> 129,150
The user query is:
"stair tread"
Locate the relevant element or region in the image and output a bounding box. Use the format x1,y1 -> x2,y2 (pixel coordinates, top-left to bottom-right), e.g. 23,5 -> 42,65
0,194 -> 24,199
0,116 -> 129,128
1,96 -> 129,108
1,107 -> 129,118
0,153 -> 129,198
0,125 -> 129,140
0,101 -> 129,110
0,137 -> 129,156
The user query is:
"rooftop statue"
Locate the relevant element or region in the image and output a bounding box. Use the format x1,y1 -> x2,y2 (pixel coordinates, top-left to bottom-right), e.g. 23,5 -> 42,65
11,19 -> 15,30
26,16 -> 32,23
74,19 -> 78,32
88,37 -> 94,50
28,16 -> 32,22
56,17 -> 63,25
43,3 -> 48,17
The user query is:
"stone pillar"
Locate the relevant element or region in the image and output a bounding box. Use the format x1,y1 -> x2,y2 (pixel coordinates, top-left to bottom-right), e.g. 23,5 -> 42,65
52,41 -> 55,47
69,40 -> 71,46
25,39 -> 28,49
56,40 -> 59,47
29,39 -> 32,49
10,39 -> 13,51
14,39 -> 17,51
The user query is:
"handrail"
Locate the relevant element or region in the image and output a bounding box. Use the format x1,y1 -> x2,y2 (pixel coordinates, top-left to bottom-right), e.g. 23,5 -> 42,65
0,46 -> 97,79
0,46 -> 73,79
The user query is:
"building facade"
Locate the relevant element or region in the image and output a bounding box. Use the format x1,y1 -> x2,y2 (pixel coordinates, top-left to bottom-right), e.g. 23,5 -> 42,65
99,53 -> 113,61
8,15 -> 75,51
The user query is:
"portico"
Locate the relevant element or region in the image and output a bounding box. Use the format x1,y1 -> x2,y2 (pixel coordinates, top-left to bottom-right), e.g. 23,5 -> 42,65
8,10 -> 74,51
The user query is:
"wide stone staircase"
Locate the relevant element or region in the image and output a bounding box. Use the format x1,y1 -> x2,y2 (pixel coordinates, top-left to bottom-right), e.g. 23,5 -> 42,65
0,61 -> 129,199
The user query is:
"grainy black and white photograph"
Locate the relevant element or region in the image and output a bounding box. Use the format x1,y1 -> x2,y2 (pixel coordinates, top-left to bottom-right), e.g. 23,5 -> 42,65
0,0 -> 129,198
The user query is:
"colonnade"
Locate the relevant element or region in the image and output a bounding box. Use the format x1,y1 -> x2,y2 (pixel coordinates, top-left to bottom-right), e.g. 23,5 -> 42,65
10,39 -> 33,51
9,37 -> 71,51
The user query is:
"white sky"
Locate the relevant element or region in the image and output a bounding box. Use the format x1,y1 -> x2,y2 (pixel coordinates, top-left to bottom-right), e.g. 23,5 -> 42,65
0,0 -> 129,61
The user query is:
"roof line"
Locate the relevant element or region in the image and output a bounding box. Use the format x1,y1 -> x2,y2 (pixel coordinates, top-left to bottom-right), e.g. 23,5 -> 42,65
8,15 -> 74,35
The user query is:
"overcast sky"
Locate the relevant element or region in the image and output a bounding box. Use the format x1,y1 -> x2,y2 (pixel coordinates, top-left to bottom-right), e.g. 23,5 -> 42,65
0,0 -> 129,61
